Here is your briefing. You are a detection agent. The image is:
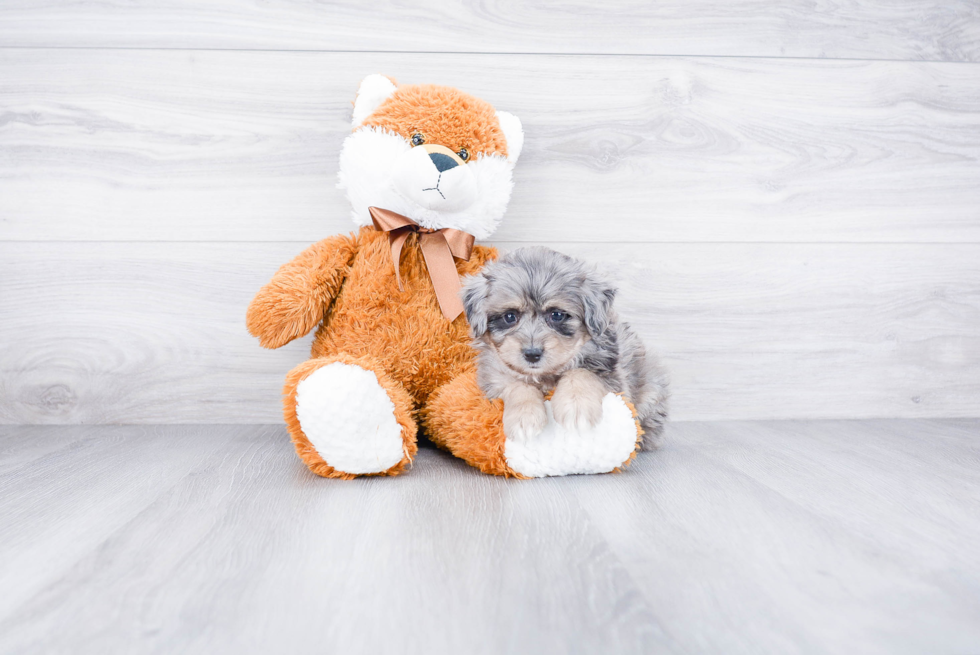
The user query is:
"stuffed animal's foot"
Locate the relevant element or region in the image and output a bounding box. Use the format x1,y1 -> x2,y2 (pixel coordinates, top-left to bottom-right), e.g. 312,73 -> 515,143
283,355 -> 417,478
423,372 -> 641,479
504,394 -> 640,478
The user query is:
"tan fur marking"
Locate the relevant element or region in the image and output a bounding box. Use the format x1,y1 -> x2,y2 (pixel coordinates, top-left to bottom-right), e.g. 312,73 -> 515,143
487,319 -> 588,385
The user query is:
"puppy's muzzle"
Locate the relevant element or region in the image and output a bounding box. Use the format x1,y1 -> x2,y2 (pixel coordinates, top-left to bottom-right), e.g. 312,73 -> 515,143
523,347 -> 543,364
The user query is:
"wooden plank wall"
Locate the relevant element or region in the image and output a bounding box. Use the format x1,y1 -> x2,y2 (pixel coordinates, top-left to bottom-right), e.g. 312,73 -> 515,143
1,3 -> 979,424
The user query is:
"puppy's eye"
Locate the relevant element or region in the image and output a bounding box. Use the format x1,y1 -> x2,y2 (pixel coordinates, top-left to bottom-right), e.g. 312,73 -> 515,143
549,310 -> 567,323
411,133 -> 425,146
503,311 -> 519,324
457,148 -> 469,161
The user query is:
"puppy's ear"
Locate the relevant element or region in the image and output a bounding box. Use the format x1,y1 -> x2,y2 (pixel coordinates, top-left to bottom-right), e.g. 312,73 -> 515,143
581,270 -> 617,345
461,271 -> 491,338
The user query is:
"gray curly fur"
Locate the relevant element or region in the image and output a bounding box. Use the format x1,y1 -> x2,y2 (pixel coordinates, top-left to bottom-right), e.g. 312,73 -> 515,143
462,246 -> 670,448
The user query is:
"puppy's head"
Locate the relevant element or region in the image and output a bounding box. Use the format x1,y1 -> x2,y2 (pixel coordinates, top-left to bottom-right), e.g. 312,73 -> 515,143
462,247 -> 616,376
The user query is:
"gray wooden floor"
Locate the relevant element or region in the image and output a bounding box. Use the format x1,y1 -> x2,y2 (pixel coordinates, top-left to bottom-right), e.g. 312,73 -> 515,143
1,421 -> 978,654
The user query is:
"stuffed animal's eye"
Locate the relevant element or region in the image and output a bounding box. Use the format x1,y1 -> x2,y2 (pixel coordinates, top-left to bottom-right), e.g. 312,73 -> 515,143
549,310 -> 567,323
503,311 -> 519,324
411,133 -> 425,146
457,148 -> 469,161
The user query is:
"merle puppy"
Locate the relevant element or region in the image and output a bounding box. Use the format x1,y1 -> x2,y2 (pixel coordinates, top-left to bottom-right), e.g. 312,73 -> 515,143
461,247 -> 669,447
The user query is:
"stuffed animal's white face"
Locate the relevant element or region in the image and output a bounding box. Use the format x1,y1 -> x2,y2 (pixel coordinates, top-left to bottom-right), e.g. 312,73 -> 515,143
337,75 -> 523,240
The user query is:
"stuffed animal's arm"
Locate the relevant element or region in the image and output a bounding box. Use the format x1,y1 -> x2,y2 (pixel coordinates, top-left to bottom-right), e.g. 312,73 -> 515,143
246,232 -> 359,349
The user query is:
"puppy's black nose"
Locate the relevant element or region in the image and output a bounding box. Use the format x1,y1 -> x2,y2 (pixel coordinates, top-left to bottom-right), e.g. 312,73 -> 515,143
428,152 -> 458,173
523,347 -> 543,364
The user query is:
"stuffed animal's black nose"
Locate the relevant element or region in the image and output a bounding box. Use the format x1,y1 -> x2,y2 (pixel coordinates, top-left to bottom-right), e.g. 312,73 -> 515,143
523,348 -> 543,363
428,152 -> 458,173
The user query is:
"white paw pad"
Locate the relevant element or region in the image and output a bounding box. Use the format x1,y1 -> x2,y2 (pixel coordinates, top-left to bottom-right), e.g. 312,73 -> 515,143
295,363 -> 405,474
504,394 -> 638,478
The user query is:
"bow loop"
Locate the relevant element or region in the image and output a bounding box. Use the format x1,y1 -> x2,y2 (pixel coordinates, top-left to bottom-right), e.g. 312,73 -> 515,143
368,206 -> 474,321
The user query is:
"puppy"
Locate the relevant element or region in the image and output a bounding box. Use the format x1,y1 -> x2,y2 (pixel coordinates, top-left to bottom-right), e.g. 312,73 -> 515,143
461,247 -> 669,448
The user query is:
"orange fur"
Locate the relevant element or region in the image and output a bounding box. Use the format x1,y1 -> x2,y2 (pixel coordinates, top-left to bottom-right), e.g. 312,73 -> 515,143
306,227 -> 496,404
248,78 -> 515,479
421,371 -> 525,478
249,81 -> 638,479
611,394 -> 644,474
246,233 -> 358,349
248,226 -> 507,477
363,84 -> 509,159
250,227 -> 642,479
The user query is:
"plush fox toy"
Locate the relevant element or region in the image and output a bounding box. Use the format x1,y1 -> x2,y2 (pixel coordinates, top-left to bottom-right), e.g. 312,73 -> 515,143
247,75 -> 641,479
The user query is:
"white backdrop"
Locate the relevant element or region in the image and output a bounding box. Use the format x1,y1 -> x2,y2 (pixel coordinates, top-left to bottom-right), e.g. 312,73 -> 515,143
2,2 -> 979,424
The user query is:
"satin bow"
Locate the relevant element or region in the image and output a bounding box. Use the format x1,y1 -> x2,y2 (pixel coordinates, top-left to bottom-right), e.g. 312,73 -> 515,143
369,206 -> 475,321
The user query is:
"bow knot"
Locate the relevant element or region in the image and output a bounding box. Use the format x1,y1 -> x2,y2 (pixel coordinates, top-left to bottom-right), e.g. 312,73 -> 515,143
369,206 -> 475,321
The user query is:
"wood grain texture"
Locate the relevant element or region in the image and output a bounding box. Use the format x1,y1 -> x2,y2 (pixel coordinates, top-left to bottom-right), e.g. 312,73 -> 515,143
572,419 -> 980,655
1,1 -> 978,62
0,425 -> 681,655
3,49 -> 980,244
2,241 -> 978,424
1,420 -> 978,654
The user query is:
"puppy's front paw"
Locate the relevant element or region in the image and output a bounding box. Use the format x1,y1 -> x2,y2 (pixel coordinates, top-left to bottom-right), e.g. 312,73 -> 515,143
552,370 -> 606,431
503,399 -> 548,441
552,393 -> 603,431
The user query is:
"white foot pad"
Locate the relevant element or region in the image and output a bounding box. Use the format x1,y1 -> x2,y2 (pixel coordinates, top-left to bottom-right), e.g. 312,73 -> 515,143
295,363 -> 405,475
504,393 -> 638,478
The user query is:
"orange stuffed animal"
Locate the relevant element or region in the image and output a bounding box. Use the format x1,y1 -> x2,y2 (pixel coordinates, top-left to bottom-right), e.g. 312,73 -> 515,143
247,75 -> 641,479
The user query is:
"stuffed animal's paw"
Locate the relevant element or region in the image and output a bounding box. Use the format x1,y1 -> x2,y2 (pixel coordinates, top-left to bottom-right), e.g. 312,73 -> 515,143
503,394 -> 641,478
292,360 -> 411,475
246,286 -> 315,349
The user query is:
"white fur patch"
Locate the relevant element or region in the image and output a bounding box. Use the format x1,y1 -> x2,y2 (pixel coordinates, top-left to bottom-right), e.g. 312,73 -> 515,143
504,394 -> 639,478
295,363 -> 405,474
337,127 -> 515,240
495,111 -> 524,164
351,74 -> 398,127
392,146 -> 477,212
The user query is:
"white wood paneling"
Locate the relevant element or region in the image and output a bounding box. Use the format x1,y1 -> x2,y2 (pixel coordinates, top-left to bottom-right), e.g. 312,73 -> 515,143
2,4 -> 979,425
2,421 -> 979,653
2,241 -> 978,424
3,50 -> 980,244
1,1 -> 978,62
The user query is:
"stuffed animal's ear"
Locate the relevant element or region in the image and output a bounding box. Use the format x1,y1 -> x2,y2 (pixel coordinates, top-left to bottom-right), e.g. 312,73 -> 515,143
496,111 -> 524,164
581,270 -> 617,345
352,74 -> 398,127
461,272 -> 491,338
